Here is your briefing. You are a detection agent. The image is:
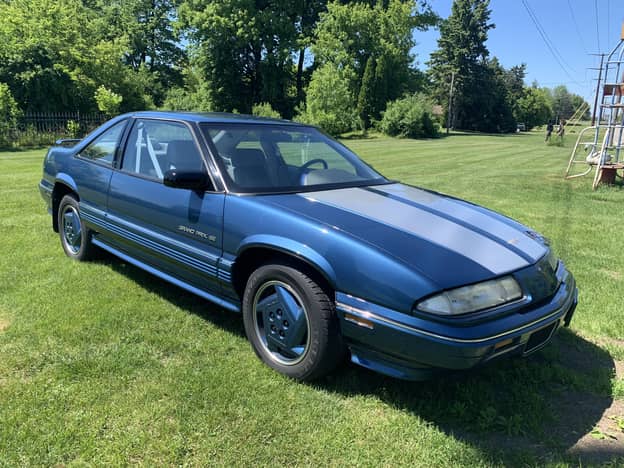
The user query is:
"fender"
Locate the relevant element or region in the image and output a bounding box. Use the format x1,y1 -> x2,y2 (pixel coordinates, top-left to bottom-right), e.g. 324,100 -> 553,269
237,234 -> 338,286
54,173 -> 79,194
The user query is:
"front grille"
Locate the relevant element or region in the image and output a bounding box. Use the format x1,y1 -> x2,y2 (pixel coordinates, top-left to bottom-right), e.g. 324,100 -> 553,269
525,322 -> 557,354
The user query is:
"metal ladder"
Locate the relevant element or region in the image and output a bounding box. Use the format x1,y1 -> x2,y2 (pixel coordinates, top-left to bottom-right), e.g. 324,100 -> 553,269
565,26 -> 624,189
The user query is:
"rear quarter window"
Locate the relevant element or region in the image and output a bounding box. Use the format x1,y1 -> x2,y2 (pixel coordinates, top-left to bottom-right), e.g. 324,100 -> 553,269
79,121 -> 127,165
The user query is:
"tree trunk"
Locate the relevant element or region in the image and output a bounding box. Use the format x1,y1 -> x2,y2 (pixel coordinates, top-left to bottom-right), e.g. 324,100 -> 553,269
252,44 -> 263,112
296,48 -> 305,104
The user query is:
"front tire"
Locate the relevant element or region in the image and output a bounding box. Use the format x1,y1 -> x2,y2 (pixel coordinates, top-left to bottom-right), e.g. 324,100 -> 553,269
242,262 -> 344,381
58,195 -> 95,261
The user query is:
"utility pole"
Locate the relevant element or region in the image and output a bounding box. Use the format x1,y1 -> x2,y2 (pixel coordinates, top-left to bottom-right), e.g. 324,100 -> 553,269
591,54 -> 605,126
446,71 -> 455,135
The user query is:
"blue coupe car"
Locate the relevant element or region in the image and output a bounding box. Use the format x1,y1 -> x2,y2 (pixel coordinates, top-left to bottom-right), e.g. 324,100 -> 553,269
40,111 -> 578,381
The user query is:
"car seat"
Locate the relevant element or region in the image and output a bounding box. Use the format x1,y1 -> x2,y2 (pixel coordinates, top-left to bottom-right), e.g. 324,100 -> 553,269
230,148 -> 272,187
166,140 -> 204,172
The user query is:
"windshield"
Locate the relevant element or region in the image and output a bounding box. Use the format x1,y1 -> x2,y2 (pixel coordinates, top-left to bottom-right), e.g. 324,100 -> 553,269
200,123 -> 388,193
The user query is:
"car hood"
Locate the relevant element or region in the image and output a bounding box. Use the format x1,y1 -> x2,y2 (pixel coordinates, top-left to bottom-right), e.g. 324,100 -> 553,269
266,183 -> 548,288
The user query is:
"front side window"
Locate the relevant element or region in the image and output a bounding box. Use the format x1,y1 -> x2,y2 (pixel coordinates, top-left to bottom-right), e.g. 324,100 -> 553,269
121,119 -> 205,181
201,124 -> 387,193
80,120 -> 126,165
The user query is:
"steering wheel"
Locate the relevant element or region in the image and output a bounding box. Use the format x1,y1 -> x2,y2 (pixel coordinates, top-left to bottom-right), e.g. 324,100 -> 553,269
300,158 -> 328,172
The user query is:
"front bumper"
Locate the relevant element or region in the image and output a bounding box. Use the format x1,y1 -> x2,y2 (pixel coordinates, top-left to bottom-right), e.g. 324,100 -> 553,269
335,264 -> 578,380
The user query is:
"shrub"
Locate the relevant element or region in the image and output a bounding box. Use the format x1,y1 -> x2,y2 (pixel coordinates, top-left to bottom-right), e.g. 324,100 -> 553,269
162,85 -> 213,112
298,63 -> 358,136
0,83 -> 21,148
252,102 -> 281,119
380,94 -> 440,139
66,120 -> 80,138
13,126 -> 58,148
94,85 -> 123,115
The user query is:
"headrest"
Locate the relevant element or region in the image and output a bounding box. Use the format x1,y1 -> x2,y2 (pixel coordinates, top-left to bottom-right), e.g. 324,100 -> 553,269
230,148 -> 266,167
167,140 -> 199,160
166,140 -> 202,171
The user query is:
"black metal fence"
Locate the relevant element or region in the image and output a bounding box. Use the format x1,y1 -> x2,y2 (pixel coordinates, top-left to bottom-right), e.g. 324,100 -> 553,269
1,111 -> 109,148
17,112 -> 109,137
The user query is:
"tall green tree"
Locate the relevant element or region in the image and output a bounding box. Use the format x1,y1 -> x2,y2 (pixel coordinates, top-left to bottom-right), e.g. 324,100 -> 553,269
90,0 -> 186,106
551,85 -> 574,120
549,85 -> 587,120
501,63 -> 526,122
482,58 -> 517,132
515,86 -> 552,129
178,0 -> 312,117
0,83 -> 21,147
502,64 -> 527,103
293,0 -> 329,104
428,0 -> 516,132
357,56 -> 376,129
299,62 -> 358,136
311,0 -> 436,129
0,0 -> 153,112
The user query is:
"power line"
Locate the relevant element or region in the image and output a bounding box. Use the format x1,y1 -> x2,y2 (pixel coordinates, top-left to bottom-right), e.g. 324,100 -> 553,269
523,0 -> 578,74
594,0 -> 601,53
566,0 -> 588,54
520,0 -> 581,85
520,0 -> 577,74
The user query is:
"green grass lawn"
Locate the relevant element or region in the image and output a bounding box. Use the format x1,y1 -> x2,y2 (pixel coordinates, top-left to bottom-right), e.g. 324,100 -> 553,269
1,131 -> 623,466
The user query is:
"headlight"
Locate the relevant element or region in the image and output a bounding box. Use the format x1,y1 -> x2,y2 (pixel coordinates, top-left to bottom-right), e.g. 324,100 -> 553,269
415,276 -> 523,316
546,249 -> 559,271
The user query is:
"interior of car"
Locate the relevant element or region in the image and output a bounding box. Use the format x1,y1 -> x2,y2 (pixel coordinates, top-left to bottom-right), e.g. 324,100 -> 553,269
202,125 -> 380,191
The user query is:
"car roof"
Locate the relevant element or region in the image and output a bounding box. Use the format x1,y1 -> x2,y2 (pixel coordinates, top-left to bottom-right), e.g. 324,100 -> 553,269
121,110 -> 304,126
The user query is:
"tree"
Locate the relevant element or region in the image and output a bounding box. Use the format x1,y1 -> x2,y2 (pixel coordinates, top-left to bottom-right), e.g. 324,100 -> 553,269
313,0 -> 436,123
357,57 -> 377,129
0,0 -> 153,113
0,0 -> 98,112
95,86 -> 123,115
293,0 -> 329,104
429,0 -> 512,132
178,0 -> 302,117
470,57 -> 522,133
0,83 -> 21,147
502,64 -> 527,102
570,94 -> 589,120
373,55 -> 391,117
252,102 -> 282,119
162,63 -> 214,111
501,63 -> 526,122
548,85 -> 588,120
515,86 -> 552,129
90,0 -> 186,107
298,63 -> 358,136
551,85 -> 574,120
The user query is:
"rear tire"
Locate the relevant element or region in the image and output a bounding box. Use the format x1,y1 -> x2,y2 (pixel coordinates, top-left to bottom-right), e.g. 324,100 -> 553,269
58,195 -> 95,261
242,262 -> 344,381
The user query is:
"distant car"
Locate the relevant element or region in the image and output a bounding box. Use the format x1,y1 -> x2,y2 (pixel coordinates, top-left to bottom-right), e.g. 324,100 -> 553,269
517,123 -> 527,132
39,112 -> 578,381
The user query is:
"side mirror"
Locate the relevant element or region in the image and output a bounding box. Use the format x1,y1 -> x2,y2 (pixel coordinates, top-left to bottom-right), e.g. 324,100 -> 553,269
163,170 -> 209,191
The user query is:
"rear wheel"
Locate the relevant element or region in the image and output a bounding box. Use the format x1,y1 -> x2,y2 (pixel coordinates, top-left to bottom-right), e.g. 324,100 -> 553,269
242,262 -> 344,381
58,195 -> 95,261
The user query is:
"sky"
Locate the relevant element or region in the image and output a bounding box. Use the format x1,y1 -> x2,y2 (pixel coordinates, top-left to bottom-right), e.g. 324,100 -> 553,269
412,0 -> 624,103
